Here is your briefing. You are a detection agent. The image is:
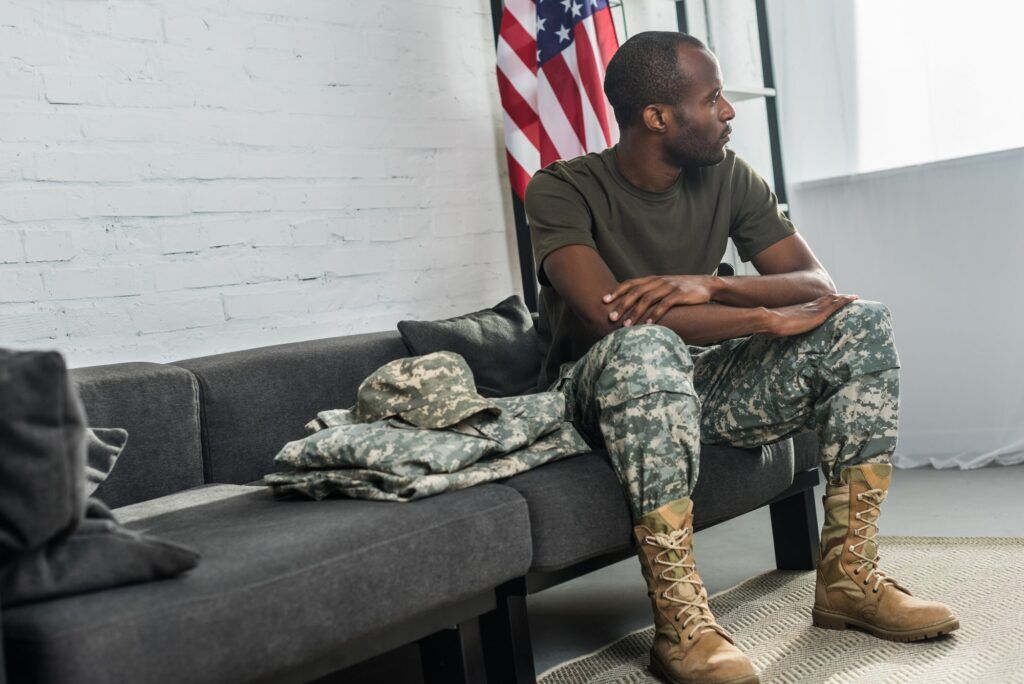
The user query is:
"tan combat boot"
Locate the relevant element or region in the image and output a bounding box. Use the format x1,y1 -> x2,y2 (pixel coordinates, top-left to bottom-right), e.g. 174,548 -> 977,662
634,498 -> 758,684
812,463 -> 959,641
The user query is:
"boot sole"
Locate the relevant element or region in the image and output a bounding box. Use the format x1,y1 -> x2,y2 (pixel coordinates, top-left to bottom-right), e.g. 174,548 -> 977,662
649,656 -> 760,684
812,607 -> 960,642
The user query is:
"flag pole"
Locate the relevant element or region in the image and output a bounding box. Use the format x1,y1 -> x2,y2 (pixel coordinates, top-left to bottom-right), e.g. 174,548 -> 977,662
490,0 -> 539,313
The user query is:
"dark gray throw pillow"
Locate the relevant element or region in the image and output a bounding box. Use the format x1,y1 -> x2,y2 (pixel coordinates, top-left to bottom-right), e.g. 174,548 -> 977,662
0,350 -> 86,564
397,295 -> 543,398
0,498 -> 199,608
0,348 -> 199,606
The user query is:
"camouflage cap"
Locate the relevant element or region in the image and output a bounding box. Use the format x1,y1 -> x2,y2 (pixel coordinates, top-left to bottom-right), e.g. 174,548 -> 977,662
354,351 -> 501,428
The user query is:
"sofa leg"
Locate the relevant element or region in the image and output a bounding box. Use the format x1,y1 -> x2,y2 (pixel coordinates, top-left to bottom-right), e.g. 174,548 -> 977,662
419,617 -> 487,684
769,485 -> 819,570
479,581 -> 536,684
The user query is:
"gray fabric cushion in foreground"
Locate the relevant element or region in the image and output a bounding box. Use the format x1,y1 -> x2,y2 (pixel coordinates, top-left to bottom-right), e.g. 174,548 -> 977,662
398,295 -> 544,398
174,331 -> 409,485
501,440 -> 794,573
0,499 -> 199,608
72,362 -> 204,508
2,483 -> 532,684
0,350 -> 85,561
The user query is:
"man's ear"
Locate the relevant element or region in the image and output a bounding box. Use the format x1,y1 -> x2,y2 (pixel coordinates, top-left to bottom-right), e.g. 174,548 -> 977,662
642,104 -> 667,133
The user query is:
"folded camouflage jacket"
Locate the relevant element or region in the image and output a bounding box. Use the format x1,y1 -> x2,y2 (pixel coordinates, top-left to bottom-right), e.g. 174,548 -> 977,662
264,391 -> 590,502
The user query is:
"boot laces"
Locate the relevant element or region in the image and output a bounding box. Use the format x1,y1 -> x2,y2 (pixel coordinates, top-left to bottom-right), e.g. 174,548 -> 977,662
849,488 -> 895,592
645,527 -> 729,642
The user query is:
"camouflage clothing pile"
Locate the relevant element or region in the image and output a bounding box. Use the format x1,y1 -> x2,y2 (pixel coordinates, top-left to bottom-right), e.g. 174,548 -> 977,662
264,351 -> 589,501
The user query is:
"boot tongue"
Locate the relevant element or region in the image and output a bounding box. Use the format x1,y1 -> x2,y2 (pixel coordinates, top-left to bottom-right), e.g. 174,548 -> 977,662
649,498 -> 693,533
642,499 -> 700,601
841,463 -> 893,490
841,464 -> 891,563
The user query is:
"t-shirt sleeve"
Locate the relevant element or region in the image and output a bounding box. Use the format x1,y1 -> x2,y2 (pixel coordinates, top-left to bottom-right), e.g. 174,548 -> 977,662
728,154 -> 797,262
524,169 -> 597,287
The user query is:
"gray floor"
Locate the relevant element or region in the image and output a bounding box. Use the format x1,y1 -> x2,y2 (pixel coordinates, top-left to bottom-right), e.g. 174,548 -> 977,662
337,465 -> 1024,682
528,464 -> 1024,675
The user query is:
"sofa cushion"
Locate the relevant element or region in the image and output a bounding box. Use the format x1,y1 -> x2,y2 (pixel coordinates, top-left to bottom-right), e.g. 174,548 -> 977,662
397,295 -> 543,397
501,440 -> 795,573
2,483 -> 532,684
72,363 -> 204,508
174,331 -> 409,485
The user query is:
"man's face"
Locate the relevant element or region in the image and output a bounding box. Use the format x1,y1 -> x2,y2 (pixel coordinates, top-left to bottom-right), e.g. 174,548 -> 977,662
661,46 -> 735,167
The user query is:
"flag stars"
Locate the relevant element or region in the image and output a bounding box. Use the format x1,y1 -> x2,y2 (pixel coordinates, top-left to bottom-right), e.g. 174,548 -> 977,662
571,1 -> 582,17
537,16 -> 546,31
560,0 -> 572,12
556,24 -> 572,42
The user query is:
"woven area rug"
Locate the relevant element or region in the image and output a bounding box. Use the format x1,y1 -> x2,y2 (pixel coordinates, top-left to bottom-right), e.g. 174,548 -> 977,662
537,537 -> 1024,684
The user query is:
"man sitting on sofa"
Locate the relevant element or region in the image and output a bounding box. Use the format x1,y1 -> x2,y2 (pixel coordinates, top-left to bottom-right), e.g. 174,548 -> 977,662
524,31 -> 958,684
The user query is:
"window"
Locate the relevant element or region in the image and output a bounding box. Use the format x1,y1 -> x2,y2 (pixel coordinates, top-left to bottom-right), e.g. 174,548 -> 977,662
853,0 -> 1024,172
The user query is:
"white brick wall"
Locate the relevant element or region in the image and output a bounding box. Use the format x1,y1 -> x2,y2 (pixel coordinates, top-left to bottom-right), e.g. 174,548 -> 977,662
0,0 -> 523,367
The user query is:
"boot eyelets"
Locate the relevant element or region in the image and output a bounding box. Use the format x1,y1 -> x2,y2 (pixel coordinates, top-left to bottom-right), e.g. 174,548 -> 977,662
853,569 -> 859,575
872,588 -> 879,593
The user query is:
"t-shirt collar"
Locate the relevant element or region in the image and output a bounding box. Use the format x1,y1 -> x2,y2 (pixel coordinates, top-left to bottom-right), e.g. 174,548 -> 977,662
603,145 -> 684,201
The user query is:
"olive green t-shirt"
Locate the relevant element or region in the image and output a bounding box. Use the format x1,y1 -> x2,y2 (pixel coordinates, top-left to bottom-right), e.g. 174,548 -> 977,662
525,146 -> 796,390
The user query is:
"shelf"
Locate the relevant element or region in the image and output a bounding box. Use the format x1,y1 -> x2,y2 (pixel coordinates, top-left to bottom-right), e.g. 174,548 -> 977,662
724,85 -> 776,102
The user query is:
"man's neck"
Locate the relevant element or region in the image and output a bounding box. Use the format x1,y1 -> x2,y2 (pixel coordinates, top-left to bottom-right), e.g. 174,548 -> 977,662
613,138 -> 682,193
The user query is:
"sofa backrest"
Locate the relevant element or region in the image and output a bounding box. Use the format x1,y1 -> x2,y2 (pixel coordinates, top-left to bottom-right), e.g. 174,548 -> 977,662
71,362 -> 204,508
173,330 -> 409,486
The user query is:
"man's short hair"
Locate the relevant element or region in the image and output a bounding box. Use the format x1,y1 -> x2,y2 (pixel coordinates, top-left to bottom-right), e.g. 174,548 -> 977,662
603,31 -> 707,130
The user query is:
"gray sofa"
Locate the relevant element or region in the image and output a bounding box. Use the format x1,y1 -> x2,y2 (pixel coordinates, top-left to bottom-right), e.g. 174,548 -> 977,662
0,325 -> 822,684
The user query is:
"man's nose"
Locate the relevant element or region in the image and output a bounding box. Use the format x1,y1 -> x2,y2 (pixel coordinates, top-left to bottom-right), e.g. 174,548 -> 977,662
721,98 -> 736,121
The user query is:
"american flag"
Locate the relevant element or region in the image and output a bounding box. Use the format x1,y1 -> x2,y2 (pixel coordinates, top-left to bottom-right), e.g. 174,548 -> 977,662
496,0 -> 620,199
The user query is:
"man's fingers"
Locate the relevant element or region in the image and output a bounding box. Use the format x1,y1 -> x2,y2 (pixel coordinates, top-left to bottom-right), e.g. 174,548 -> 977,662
619,287 -> 663,326
603,277 -> 651,304
646,301 -> 675,324
610,282 -> 659,322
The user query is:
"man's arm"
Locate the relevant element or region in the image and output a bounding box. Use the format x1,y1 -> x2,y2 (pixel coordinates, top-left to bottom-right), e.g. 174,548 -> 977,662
711,233 -> 836,308
543,244 -> 854,345
603,233 -> 838,326
544,244 -> 772,343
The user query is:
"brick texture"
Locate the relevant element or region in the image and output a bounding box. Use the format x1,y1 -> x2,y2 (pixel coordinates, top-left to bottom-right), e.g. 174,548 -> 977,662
0,0 -> 522,367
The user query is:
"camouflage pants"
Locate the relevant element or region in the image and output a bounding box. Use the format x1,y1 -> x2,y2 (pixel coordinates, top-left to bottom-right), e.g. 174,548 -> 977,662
550,300 -> 901,520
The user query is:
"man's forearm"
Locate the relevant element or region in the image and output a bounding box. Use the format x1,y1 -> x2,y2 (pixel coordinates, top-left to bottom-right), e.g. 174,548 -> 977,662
645,302 -> 773,345
710,270 -> 835,308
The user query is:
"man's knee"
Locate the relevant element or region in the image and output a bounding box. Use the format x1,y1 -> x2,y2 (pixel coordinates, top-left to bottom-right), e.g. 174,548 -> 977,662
815,300 -> 896,349
822,300 -> 900,377
831,299 -> 892,331
596,325 -> 696,408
